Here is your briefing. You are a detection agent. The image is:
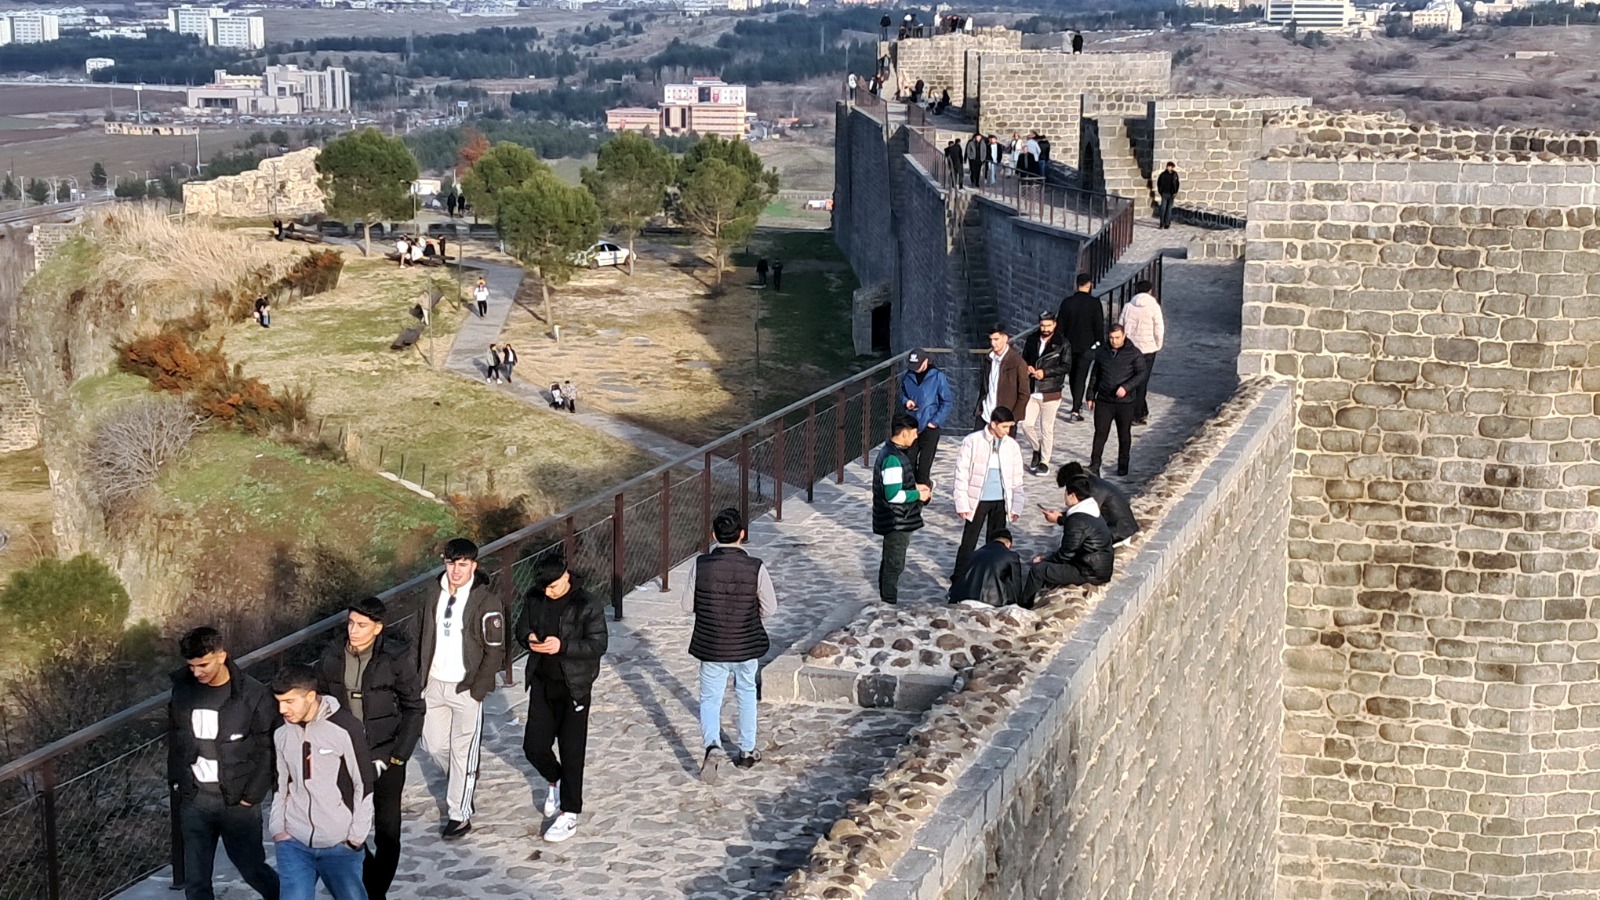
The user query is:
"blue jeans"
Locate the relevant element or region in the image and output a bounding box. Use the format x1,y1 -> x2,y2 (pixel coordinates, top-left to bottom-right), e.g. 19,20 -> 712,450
276,838 -> 367,900
699,659 -> 759,754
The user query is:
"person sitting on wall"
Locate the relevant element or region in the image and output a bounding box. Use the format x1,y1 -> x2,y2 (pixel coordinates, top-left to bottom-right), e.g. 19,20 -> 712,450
1022,475 -> 1113,607
1057,462 -> 1139,547
933,88 -> 951,115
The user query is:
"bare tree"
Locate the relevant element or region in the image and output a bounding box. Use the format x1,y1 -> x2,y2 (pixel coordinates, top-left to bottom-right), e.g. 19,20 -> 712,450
86,396 -> 203,507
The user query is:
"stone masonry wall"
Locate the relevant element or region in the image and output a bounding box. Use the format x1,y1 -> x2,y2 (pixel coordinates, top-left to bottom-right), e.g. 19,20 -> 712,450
1151,96 -> 1310,217
890,29 -> 1021,109
894,152 -> 961,353
974,52 -> 1170,168
183,147 -> 324,218
0,361 -> 40,451
835,105 -> 899,296
975,194 -> 1082,329
1242,153 -> 1600,898
866,381 -> 1293,899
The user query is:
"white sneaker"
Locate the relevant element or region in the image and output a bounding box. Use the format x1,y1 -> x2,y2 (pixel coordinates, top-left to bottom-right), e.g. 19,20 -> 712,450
543,812 -> 578,843
543,782 -> 560,818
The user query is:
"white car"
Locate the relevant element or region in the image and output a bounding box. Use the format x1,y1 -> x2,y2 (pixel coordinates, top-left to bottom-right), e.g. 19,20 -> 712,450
580,241 -> 631,269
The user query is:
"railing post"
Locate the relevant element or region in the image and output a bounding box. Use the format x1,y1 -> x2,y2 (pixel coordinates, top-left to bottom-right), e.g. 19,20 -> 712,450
860,378 -> 872,465
610,493 -> 624,620
835,389 -> 847,484
497,541 -> 520,685
806,401 -> 817,502
41,758 -> 60,900
563,515 -> 575,562
739,432 -> 751,526
170,776 -> 185,889
702,450 -> 713,551
659,470 -> 671,592
772,423 -> 785,522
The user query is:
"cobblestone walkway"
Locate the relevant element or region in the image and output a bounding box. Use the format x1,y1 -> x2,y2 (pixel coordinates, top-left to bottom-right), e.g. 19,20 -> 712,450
122,248 -> 1243,900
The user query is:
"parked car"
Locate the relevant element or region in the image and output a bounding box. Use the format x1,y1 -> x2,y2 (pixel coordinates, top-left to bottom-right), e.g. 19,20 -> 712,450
577,241 -> 631,269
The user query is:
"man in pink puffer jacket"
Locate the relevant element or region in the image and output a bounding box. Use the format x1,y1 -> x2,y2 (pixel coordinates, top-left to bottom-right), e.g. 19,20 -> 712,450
950,407 -> 1026,585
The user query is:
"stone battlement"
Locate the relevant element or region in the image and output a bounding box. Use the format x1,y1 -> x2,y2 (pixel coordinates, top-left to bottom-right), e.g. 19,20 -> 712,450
1268,108 -> 1600,160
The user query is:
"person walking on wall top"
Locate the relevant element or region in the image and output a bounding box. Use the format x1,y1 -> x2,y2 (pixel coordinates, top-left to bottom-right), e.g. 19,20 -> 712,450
1156,162 -> 1180,229
1057,273 -> 1105,422
1086,324 -> 1147,478
1117,280 -> 1165,426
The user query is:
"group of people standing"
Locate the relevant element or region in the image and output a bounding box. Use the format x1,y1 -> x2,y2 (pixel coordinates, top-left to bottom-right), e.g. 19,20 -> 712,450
548,381 -> 578,413
393,235 -> 447,267
943,132 -> 1053,188
871,275 -> 1165,608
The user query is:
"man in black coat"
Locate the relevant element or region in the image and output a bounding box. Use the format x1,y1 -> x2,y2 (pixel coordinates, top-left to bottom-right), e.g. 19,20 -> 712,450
167,627 -> 281,900
1056,272 -> 1105,421
317,597 -> 423,900
1156,162 -> 1180,229
679,507 -> 779,783
515,556 -> 609,844
1087,324 -> 1148,477
1058,461 -> 1140,546
1023,476 -> 1114,606
948,529 -> 1023,607
1020,311 -> 1070,475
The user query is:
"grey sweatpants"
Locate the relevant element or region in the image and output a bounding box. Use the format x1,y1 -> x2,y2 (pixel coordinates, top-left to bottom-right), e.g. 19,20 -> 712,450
421,676 -> 484,822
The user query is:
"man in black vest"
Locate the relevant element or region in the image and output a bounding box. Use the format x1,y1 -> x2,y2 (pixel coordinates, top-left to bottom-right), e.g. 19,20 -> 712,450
679,507 -> 778,784
316,596 -> 423,900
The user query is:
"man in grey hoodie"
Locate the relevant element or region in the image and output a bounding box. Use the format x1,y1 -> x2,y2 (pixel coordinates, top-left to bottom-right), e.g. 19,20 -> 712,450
270,665 -> 374,900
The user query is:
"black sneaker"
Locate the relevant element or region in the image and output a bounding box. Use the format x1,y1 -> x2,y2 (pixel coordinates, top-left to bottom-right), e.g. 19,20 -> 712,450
1070,412 -> 1084,423
735,750 -> 763,770
1132,417 -> 1148,426
700,746 -> 724,785
1089,464 -> 1101,476
1116,466 -> 1129,477
442,819 -> 472,840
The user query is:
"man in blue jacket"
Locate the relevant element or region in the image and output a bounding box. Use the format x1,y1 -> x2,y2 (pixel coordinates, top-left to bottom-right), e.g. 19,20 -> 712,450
898,350 -> 953,487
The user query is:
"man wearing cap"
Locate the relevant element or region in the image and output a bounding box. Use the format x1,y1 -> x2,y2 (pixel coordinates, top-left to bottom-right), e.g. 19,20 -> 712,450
898,349 -> 954,487
1020,311 -> 1070,476
416,538 -> 505,840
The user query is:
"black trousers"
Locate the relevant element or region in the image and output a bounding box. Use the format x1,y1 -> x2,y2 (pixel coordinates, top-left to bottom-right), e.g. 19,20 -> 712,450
363,760 -> 407,900
1091,401 -> 1135,473
911,426 -> 941,486
953,499 -> 1007,583
1022,561 -> 1096,607
179,791 -> 280,900
1135,352 -> 1157,421
969,160 -> 983,186
879,530 -> 911,603
1158,193 -> 1175,228
1067,348 -> 1093,413
524,675 -> 590,815
476,299 -> 487,317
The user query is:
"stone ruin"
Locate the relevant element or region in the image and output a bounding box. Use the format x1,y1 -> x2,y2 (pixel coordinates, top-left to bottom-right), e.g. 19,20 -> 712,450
182,147 -> 325,219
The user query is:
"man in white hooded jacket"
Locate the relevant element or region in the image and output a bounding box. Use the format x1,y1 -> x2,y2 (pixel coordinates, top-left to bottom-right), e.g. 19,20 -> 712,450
950,406 -> 1026,585
1117,279 -> 1165,426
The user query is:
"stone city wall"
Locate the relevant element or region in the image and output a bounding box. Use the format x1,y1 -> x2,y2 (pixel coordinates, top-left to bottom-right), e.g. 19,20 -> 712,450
975,193 -> 1083,327
1151,96 -> 1310,217
183,147 -> 324,219
834,105 -> 900,298
973,52 -> 1170,168
0,361 -> 40,451
890,29 -> 1021,108
1242,152 -> 1600,899
1265,108 -> 1600,159
863,380 -> 1293,899
893,151 -> 963,352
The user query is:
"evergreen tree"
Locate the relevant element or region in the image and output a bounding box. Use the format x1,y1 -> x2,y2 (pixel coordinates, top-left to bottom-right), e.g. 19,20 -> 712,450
314,128 -> 419,255
90,162 -> 108,189
496,170 -> 600,341
2,174 -> 19,201
581,131 -> 673,276
460,142 -> 542,222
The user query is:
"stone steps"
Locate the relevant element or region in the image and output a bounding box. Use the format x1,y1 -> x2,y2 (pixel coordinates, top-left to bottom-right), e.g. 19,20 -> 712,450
958,200 -> 998,340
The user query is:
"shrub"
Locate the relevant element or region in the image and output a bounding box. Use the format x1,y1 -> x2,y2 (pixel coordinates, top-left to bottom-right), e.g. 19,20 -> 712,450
447,491 -> 529,544
275,250 -> 345,298
118,332 -> 309,436
86,395 -> 203,507
118,329 -> 227,392
0,554 -> 131,648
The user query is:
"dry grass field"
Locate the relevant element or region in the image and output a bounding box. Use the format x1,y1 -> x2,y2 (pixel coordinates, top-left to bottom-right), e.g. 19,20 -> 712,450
1121,25 -> 1600,131
0,447 -> 53,586
0,83 -> 182,117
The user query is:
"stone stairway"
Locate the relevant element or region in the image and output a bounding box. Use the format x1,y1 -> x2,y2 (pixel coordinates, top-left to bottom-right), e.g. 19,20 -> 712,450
1096,118 -> 1154,217
956,198 -> 997,342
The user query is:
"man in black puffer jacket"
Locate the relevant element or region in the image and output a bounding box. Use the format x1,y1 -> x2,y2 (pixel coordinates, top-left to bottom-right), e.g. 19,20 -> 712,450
1022,475 -> 1114,606
168,627 -> 281,900
873,412 -> 930,605
679,507 -> 779,784
316,596 -> 423,900
1057,461 -> 1140,545
515,556 -> 609,845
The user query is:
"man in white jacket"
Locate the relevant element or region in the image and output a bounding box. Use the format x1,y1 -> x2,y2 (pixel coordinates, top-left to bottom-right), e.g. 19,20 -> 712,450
950,407 -> 1026,585
1118,279 -> 1165,426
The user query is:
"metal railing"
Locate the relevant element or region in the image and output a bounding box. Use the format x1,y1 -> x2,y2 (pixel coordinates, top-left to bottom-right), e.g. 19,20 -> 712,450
1101,254 -> 1166,328
0,350 -> 918,900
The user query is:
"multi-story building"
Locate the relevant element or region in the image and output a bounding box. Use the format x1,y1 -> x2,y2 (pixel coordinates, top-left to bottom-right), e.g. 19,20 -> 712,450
166,5 -> 220,38
207,15 -> 265,49
1264,0 -> 1354,31
85,56 -> 114,73
0,14 -> 61,45
185,65 -> 352,114
605,77 -> 750,139
1410,0 -> 1463,30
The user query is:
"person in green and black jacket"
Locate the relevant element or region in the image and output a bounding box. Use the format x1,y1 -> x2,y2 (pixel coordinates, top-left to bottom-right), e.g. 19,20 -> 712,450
873,412 -> 931,605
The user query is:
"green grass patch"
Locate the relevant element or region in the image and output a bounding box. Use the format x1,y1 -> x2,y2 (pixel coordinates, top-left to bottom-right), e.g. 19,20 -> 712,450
758,270 -> 858,379
70,371 -> 156,415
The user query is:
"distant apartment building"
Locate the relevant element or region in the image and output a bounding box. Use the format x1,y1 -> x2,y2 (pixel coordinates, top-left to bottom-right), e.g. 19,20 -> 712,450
0,13 -> 61,45
1410,0 -> 1463,30
85,56 -> 114,74
1184,0 -> 1244,8
606,77 -> 749,139
185,65 -> 352,114
167,6 -> 264,48
1264,0 -> 1354,31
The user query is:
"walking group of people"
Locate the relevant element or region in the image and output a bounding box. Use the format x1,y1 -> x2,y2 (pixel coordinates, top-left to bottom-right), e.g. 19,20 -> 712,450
942,132 -> 1053,188
485,343 -> 518,384
872,275 -> 1164,608
548,380 -> 578,413
169,513 -> 789,900
754,257 -> 784,290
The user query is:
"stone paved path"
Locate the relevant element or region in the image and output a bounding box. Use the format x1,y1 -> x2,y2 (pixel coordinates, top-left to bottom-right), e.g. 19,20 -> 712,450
446,259 -> 703,461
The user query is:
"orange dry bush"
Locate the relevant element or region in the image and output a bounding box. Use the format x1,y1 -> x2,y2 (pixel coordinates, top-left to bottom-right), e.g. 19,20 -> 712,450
118,330 -> 227,393
275,250 -> 345,298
